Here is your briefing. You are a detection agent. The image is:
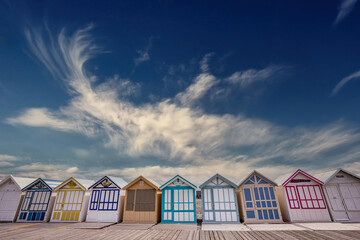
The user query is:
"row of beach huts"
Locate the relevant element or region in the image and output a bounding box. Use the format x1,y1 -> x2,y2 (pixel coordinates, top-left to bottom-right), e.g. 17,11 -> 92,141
0,168 -> 359,224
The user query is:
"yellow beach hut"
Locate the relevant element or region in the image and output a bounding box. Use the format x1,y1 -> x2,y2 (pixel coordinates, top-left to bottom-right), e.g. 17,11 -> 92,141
50,177 -> 94,222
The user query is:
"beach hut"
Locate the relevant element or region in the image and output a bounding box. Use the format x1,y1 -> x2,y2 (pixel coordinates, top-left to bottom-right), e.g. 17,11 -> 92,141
0,175 -> 35,222
50,177 -> 94,222
86,176 -> 127,222
315,168 -> 360,222
17,178 -> 62,222
122,176 -> 161,223
159,175 -> 197,223
200,174 -> 240,223
275,169 -> 331,222
237,170 -> 283,223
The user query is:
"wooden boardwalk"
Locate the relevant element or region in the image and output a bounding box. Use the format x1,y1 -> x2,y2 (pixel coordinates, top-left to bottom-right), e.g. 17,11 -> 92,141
0,223 -> 359,239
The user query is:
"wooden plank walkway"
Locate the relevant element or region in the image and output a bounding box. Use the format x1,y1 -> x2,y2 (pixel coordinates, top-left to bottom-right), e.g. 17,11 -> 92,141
0,227 -> 360,239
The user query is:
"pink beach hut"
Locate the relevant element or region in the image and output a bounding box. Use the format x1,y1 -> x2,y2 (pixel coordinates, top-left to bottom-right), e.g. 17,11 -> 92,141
275,169 -> 331,222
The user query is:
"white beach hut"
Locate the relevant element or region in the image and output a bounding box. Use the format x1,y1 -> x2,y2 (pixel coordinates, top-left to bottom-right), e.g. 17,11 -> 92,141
86,176 -> 127,222
200,174 -> 240,223
275,169 -> 331,222
0,175 -> 35,222
315,168 -> 360,222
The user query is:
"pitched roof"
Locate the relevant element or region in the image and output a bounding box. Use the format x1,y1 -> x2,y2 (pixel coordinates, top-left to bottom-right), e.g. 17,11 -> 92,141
53,177 -> 94,191
275,169 -> 324,186
238,170 -> 277,188
122,175 -> 160,190
88,176 -> 128,189
0,175 -> 36,190
22,178 -> 63,191
160,175 -> 197,190
199,173 -> 237,189
314,168 -> 360,184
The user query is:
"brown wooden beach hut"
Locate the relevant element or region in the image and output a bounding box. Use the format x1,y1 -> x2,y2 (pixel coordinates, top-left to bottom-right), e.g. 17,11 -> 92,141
122,176 -> 162,223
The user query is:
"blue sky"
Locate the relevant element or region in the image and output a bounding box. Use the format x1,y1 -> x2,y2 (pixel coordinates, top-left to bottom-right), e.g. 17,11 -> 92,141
0,0 -> 360,184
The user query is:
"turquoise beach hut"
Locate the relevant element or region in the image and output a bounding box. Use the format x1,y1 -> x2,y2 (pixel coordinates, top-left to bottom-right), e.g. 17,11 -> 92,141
160,175 -> 197,223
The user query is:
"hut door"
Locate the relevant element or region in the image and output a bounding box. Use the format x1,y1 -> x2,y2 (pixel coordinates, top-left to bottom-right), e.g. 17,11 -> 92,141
340,183 -> 360,211
203,188 -> 214,221
326,185 -> 349,221
173,188 -> 195,222
163,189 -> 172,221
53,190 -> 84,221
213,188 -> 238,222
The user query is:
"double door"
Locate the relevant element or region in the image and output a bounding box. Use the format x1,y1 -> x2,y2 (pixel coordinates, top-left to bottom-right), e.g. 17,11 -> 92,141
0,183 -> 20,221
18,190 -> 51,221
243,186 -> 280,221
326,183 -> 360,221
162,187 -> 196,223
52,190 -> 84,221
202,187 -> 239,222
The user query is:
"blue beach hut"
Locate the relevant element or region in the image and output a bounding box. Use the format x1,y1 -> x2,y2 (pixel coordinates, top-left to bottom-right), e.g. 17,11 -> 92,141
200,174 -> 240,223
17,178 -> 62,222
160,175 -> 197,223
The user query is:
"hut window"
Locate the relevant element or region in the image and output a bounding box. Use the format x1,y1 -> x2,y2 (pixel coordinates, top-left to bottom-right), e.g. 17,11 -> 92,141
135,189 -> 156,211
21,190 -> 50,212
286,186 -> 300,209
296,185 -> 326,209
126,190 -> 135,211
89,190 -> 100,210
21,191 -> 33,211
98,189 -> 119,211
246,210 -> 255,218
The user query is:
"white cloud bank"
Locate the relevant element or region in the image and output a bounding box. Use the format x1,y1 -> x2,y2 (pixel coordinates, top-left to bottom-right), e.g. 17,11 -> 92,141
9,163 -> 82,180
5,25 -> 360,182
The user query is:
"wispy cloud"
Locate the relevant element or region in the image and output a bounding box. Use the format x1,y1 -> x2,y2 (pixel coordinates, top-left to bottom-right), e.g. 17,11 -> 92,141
7,108 -> 81,132
175,73 -> 218,106
225,65 -> 287,89
334,0 -> 358,26
134,37 -> 153,66
0,154 -> 18,161
0,154 -> 18,167
6,25 -> 360,182
331,69 -> 360,95
199,52 -> 213,72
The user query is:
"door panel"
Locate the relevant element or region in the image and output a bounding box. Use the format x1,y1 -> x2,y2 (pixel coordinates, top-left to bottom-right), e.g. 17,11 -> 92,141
341,183 -> 360,211
53,190 -> 84,221
164,188 -> 195,222
163,189 -> 172,221
203,188 -> 238,222
203,189 -> 213,221
326,186 -> 345,211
